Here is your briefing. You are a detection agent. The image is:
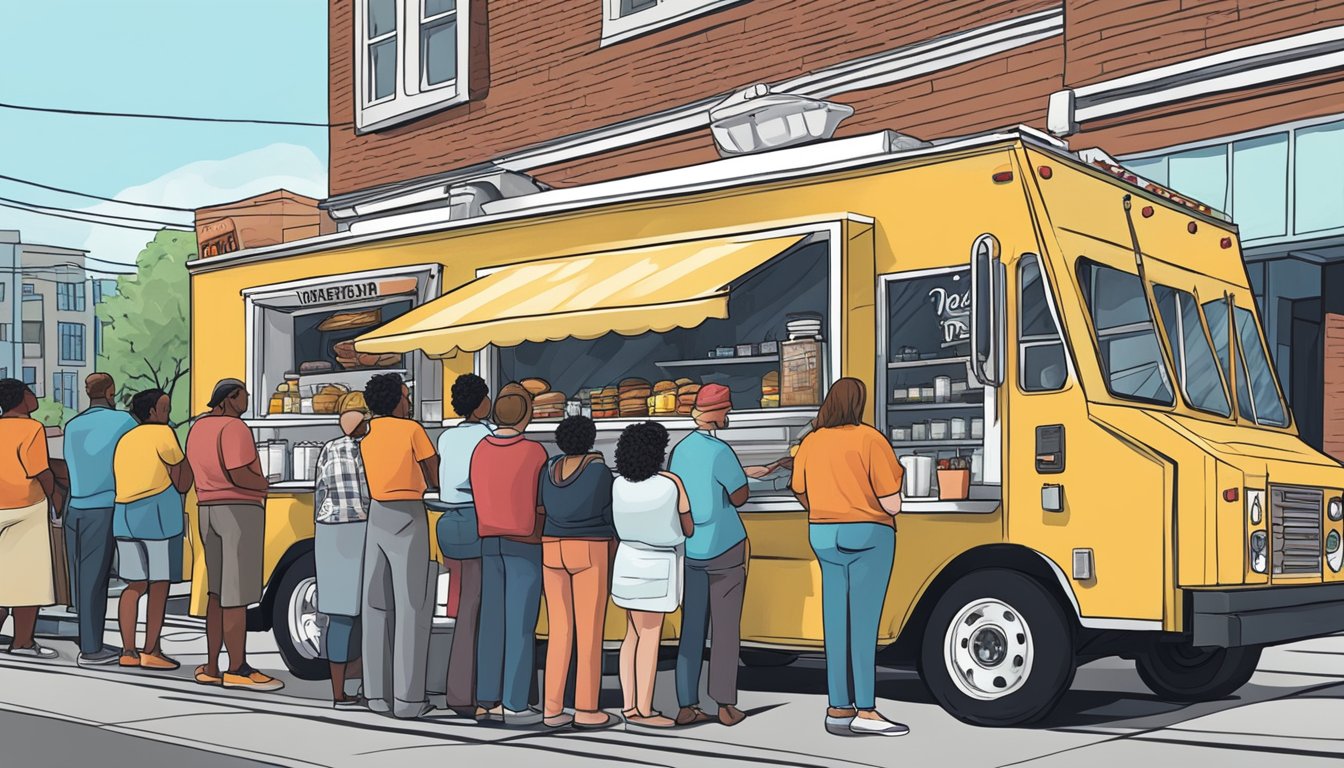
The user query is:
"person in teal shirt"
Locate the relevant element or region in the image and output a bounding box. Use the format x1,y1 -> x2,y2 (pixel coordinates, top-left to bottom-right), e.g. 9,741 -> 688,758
668,383 -> 788,727
62,373 -> 138,666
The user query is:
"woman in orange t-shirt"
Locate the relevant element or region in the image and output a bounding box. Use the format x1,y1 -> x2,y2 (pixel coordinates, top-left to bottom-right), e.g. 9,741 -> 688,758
790,377 -> 908,738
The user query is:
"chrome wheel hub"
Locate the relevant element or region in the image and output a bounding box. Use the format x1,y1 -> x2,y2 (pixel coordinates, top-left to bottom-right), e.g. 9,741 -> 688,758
945,598 -> 1034,700
287,576 -> 323,660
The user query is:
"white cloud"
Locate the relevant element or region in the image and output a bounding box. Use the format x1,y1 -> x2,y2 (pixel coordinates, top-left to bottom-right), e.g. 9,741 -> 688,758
73,143 -> 327,270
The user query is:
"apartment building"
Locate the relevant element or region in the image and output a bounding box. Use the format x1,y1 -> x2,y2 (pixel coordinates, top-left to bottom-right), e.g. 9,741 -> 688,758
0,230 -> 98,411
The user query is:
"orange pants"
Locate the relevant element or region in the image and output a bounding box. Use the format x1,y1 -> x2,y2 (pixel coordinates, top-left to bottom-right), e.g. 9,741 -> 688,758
542,538 -> 612,716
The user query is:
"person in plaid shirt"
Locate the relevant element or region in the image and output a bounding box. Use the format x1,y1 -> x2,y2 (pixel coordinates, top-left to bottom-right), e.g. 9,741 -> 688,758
314,410 -> 371,708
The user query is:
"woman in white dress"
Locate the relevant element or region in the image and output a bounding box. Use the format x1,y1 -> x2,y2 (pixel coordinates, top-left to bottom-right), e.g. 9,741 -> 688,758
611,422 -> 692,729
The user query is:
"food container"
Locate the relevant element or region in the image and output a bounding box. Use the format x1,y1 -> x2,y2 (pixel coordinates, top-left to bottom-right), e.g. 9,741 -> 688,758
930,420 -> 949,440
891,427 -> 911,442
256,441 -> 270,478
920,386 -> 935,402
911,422 -> 928,441
937,468 -> 972,500
300,397 -> 314,415
759,340 -> 779,356
266,440 -> 289,483
971,450 -> 984,483
899,455 -> 934,498
421,400 -> 443,423
934,376 -> 952,403
951,381 -> 968,399
950,417 -> 968,439
971,418 -> 984,439
268,395 -> 285,415
736,343 -> 756,357
907,387 -> 922,402
781,339 -> 824,407
713,346 -> 736,358
891,389 -> 906,403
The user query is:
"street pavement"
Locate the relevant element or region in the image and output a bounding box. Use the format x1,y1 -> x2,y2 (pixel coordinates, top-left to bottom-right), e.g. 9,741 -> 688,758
3,599 -> 1344,767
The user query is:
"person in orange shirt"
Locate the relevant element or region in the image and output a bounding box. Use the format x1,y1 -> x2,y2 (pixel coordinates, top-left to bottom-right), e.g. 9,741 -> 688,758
790,377 -> 909,738
0,379 -> 61,660
359,373 -> 440,720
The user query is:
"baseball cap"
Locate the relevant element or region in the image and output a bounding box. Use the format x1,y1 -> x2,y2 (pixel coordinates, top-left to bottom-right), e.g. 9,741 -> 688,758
207,378 -> 247,408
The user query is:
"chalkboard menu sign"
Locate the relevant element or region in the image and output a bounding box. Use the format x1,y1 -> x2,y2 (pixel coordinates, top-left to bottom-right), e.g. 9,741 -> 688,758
886,268 -> 972,362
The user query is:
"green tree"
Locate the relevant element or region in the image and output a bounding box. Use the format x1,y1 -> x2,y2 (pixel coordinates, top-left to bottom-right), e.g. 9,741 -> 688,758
32,398 -> 70,427
96,230 -> 195,426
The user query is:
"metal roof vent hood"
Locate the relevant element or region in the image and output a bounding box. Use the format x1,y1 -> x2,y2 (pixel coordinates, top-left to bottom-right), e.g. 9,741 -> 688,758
709,84 -> 855,157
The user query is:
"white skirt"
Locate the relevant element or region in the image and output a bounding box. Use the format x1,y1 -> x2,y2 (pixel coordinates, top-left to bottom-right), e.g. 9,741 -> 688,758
611,541 -> 683,614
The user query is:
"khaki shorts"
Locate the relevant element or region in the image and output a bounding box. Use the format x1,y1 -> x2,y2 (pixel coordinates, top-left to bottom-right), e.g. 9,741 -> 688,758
199,503 -> 264,608
117,538 -> 175,583
0,499 -> 54,607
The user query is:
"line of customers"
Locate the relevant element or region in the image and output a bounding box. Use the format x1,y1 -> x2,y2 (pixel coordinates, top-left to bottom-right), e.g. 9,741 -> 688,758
0,369 -> 911,738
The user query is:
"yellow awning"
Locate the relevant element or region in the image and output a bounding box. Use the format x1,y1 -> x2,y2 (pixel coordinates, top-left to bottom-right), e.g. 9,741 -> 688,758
354,235 -> 804,357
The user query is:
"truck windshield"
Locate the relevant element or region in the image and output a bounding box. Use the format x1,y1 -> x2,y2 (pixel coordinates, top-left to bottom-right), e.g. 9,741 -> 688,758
1202,298 -> 1289,428
1152,285 -> 1230,416
1077,259 -> 1174,406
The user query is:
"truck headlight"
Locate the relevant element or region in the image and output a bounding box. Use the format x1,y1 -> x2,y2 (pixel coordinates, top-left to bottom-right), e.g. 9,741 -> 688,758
1249,531 -> 1268,574
1327,531 -> 1342,573
1247,489 -> 1264,525
1328,497 -> 1342,522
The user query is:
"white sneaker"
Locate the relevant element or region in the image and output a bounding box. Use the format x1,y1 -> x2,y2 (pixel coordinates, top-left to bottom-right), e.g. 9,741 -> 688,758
824,715 -> 855,735
8,644 -> 59,660
849,712 -> 909,737
503,707 -> 543,726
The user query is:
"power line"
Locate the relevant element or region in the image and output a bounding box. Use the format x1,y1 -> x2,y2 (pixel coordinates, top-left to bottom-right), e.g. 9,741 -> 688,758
0,99 -> 336,128
0,172 -> 197,212
0,200 -> 186,232
0,195 -> 189,228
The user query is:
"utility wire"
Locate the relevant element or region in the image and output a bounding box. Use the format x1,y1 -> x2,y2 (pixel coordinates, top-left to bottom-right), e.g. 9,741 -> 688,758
0,99 -> 336,128
0,195 -> 189,228
0,200 -> 187,232
0,172 -> 197,212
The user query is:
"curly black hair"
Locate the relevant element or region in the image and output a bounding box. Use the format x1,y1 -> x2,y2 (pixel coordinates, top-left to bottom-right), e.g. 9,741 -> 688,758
450,373 -> 489,418
0,378 -> 31,412
555,415 -> 597,456
365,373 -> 406,417
130,389 -> 167,423
615,421 -> 669,482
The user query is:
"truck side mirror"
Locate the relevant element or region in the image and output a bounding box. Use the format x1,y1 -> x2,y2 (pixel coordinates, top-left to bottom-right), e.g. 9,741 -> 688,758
970,233 -> 1005,387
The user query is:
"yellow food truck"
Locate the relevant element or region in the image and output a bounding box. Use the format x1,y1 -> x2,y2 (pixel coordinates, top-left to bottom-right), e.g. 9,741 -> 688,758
186,125 -> 1344,726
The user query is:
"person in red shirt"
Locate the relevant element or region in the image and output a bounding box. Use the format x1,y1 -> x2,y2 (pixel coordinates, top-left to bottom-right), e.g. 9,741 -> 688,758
470,381 -> 548,726
184,378 -> 280,692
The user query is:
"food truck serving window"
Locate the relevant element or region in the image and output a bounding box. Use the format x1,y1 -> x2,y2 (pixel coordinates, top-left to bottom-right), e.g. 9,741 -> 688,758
489,239 -> 829,420
246,267 -> 442,421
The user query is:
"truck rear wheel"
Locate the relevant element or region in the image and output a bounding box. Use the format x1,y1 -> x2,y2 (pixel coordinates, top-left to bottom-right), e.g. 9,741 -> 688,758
1135,641 -> 1260,701
920,569 -> 1075,726
270,553 -> 329,681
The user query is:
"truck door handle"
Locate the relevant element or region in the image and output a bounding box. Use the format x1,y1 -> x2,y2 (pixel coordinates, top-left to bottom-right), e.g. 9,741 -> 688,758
1035,425 -> 1065,474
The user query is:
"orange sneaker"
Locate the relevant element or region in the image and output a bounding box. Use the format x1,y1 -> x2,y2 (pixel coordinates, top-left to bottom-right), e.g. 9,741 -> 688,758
195,664 -> 223,685
138,651 -> 181,671
222,665 -> 285,692
118,652 -> 141,668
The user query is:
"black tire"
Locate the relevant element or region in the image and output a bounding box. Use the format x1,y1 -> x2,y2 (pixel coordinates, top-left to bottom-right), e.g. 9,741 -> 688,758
739,649 -> 800,668
1136,641 -> 1261,701
920,569 -> 1075,727
269,553 -> 329,681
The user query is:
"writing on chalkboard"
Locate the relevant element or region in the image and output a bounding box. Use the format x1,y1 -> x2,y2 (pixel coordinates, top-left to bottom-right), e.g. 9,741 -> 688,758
929,285 -> 971,346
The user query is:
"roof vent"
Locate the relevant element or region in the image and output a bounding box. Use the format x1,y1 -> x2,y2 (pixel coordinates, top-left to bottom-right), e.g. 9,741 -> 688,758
709,84 -> 854,157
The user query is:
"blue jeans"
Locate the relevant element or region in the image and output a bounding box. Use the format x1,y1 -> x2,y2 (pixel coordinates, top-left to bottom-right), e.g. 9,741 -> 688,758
809,523 -> 895,710
476,537 -> 542,711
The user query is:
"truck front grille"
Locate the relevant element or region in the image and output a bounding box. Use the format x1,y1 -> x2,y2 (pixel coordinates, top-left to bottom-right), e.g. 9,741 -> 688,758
1271,486 -> 1323,575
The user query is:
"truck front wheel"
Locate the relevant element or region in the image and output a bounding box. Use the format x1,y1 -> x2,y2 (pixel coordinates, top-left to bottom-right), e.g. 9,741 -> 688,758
1135,641 -> 1261,701
920,569 -> 1076,726
269,553 -> 329,681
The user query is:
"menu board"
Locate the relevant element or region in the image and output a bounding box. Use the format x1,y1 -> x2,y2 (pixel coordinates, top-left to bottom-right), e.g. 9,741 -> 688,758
886,268 -> 972,362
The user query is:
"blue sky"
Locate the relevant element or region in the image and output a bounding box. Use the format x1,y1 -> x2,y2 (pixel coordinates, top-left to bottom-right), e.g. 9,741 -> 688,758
0,0 -> 328,269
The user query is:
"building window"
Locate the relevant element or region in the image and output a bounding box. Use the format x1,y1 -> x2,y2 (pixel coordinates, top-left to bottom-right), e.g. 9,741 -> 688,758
22,367 -> 36,388
94,320 -> 106,357
0,323 -> 8,342
58,322 -> 85,364
52,371 -> 78,410
1017,255 -> 1068,393
1231,133 -> 1288,240
1294,119 -> 1344,235
22,282 -> 35,296
602,0 -> 743,45
0,282 -> 5,301
22,320 -> 42,358
354,0 -> 471,132
56,280 -> 87,312
93,279 -> 118,305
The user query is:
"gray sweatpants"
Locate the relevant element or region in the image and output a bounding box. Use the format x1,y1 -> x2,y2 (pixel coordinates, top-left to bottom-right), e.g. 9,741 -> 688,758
361,500 -> 435,718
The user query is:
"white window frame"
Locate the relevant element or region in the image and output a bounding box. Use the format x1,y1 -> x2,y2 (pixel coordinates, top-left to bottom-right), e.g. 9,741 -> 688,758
601,0 -> 744,47
354,0 -> 471,133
